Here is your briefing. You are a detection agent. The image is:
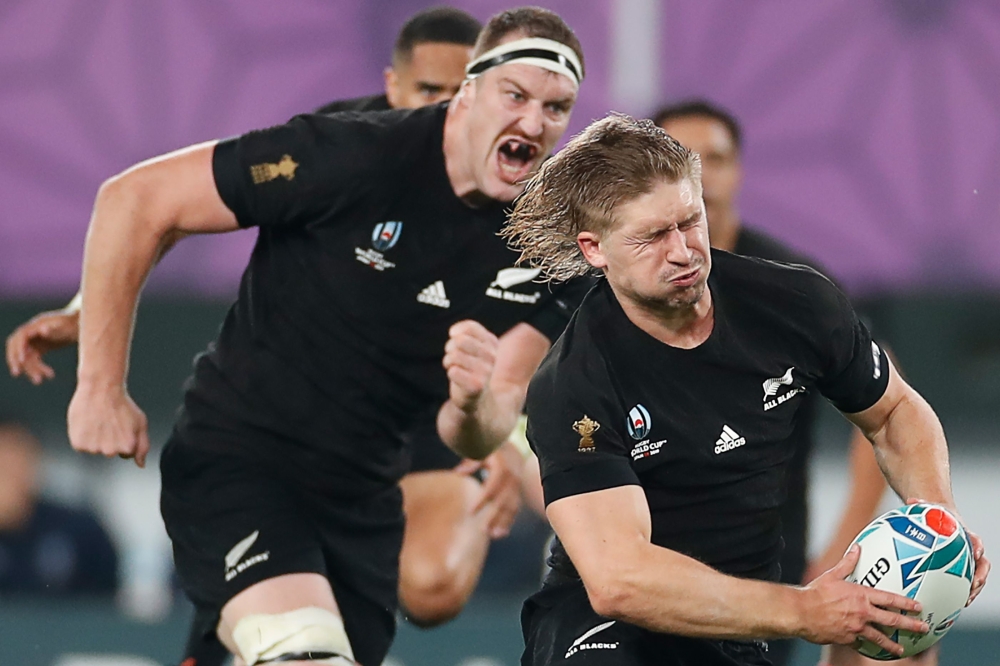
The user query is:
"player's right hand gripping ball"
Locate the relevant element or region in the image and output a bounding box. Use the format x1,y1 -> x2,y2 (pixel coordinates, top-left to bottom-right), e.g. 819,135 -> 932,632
847,503 -> 974,660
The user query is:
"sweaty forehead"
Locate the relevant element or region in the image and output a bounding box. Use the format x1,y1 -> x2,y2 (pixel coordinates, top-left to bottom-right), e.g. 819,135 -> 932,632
678,179 -> 699,206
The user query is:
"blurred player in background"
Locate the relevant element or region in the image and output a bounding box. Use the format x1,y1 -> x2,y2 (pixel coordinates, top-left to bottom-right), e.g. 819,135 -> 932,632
7,4 -> 530,638
0,412 -> 118,598
652,99 -> 912,666
316,6 -> 480,113
12,7 -> 586,666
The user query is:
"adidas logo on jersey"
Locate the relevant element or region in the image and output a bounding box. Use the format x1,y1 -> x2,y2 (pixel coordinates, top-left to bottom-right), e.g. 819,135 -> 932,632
417,281 -> 450,308
714,425 -> 746,455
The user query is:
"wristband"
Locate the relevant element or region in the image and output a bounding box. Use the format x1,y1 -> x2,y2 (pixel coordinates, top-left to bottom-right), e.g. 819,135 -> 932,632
507,414 -> 531,459
66,292 -> 82,313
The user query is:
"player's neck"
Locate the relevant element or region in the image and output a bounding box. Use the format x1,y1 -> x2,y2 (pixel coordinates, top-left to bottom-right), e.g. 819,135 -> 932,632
707,207 -> 742,252
442,102 -> 482,205
615,285 -> 715,350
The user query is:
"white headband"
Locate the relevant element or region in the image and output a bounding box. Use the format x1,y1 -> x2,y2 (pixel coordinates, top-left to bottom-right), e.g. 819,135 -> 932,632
465,37 -> 583,87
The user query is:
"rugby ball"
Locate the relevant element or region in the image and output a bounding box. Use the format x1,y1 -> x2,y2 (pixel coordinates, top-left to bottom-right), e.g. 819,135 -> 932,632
847,503 -> 974,660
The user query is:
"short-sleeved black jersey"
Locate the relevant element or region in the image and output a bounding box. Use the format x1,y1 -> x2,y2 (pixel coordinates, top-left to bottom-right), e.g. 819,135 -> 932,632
177,104 -> 584,497
527,250 -> 890,581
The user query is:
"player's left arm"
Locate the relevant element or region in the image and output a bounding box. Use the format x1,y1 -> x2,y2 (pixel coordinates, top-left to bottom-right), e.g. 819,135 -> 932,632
844,361 -> 990,604
438,322 -> 550,460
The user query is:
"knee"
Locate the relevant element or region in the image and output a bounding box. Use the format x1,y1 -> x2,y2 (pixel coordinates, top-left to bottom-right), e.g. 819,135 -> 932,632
399,560 -> 471,628
228,606 -> 356,665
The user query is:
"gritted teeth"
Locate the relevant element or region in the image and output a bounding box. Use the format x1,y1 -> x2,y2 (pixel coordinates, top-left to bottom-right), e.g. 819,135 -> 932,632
499,138 -> 538,164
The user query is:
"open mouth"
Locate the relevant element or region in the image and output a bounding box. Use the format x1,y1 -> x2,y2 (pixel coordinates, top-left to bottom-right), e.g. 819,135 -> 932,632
496,137 -> 540,183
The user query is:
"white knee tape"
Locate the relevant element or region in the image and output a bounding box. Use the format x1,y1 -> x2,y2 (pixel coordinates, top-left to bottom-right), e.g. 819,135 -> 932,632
231,606 -> 355,665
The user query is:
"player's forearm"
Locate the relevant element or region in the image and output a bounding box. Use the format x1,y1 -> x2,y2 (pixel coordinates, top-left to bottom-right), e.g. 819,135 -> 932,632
438,382 -> 523,460
77,176 -> 169,387
586,541 -> 804,640
66,230 -> 184,318
868,388 -> 954,510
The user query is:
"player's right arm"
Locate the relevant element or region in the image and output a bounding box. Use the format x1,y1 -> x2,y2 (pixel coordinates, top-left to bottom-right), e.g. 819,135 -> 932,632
68,141 -> 238,467
546,485 -> 927,656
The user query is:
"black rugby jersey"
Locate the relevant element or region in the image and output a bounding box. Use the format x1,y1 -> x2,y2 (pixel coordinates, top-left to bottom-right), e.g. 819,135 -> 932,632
527,250 -> 890,581
314,93 -> 391,114
734,227 -> 828,584
176,103 -> 583,497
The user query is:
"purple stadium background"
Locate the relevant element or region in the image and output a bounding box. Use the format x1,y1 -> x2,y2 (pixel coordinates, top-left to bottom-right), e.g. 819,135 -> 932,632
0,0 -> 997,297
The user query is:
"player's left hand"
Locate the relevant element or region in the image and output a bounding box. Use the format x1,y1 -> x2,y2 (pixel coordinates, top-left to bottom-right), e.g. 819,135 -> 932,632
904,498 -> 989,606
443,320 -> 499,413
456,440 -> 525,539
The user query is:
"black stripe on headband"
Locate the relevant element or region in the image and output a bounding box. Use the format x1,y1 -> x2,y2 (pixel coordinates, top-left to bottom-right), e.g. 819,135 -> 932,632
467,48 -> 580,83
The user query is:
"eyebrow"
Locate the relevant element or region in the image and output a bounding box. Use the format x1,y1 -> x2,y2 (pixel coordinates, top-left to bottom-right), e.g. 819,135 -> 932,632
676,210 -> 701,226
498,76 -> 575,105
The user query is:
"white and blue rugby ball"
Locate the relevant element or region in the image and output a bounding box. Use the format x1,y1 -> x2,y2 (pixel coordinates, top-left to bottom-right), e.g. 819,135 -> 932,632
847,503 -> 974,660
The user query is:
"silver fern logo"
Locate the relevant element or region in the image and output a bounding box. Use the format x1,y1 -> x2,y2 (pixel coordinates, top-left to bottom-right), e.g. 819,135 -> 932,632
763,367 -> 805,411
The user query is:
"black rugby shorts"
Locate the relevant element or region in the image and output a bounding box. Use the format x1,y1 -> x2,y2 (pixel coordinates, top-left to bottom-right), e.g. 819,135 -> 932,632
401,418 -> 463,474
160,430 -> 404,666
521,582 -> 772,666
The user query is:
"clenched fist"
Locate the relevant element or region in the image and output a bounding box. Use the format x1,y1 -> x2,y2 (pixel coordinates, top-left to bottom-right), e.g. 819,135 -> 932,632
443,320 -> 499,413
67,381 -> 150,468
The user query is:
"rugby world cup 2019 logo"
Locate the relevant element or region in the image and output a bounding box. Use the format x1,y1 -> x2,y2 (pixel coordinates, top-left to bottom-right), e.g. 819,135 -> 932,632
371,221 -> 402,251
573,416 -> 600,453
627,404 -> 651,440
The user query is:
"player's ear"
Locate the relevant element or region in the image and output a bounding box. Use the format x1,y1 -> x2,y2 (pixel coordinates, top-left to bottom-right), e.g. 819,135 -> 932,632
384,67 -> 399,107
577,231 -> 607,269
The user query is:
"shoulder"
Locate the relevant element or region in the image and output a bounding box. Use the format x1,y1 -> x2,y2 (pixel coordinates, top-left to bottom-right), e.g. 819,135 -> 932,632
233,103 -> 445,177
713,249 -> 849,327
734,226 -> 838,282
714,248 -> 834,295
289,102 -> 444,146
314,93 -> 391,114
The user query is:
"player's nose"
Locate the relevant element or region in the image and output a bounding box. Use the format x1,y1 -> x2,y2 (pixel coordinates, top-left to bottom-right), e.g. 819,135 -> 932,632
518,102 -> 545,138
662,228 -> 694,264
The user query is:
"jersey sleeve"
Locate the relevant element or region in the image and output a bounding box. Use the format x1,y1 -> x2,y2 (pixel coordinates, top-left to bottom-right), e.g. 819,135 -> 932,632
212,113 -> 390,229
526,355 -> 639,507
523,277 -> 596,344
812,277 -> 891,413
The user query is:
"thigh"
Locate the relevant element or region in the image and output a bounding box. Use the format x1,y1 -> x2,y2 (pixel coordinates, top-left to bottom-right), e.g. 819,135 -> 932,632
399,470 -> 484,567
217,573 -> 339,655
160,436 -> 329,657
311,483 -> 406,666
